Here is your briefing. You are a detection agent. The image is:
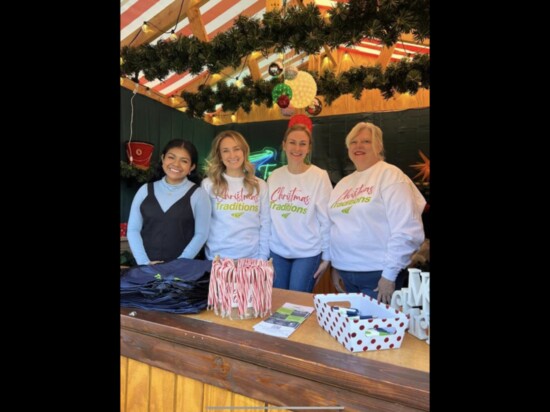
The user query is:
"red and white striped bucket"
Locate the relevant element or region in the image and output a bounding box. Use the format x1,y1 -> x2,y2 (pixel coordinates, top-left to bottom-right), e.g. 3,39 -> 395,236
208,257 -> 274,319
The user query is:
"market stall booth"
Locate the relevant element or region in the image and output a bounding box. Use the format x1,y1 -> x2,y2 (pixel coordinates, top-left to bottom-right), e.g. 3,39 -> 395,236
121,288 -> 429,411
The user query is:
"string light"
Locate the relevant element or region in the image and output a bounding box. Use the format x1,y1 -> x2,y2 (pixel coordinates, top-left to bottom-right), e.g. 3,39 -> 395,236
141,22 -> 152,34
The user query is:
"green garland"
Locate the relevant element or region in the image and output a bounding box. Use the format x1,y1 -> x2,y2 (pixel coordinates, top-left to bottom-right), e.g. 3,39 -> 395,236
120,161 -> 158,183
121,0 -> 430,119
181,54 -> 429,118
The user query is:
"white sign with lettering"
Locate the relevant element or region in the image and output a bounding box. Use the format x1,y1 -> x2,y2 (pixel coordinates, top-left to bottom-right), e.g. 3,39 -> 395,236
391,268 -> 430,344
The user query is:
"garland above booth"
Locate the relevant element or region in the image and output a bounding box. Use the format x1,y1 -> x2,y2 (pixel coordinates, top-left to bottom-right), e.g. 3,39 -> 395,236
120,0 -> 430,119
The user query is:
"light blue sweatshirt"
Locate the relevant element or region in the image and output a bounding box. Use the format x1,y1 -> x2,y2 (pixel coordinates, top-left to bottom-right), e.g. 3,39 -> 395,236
201,174 -> 270,260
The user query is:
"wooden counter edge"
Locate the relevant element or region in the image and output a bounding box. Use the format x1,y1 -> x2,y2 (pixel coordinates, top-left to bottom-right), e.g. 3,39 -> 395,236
121,308 -> 429,410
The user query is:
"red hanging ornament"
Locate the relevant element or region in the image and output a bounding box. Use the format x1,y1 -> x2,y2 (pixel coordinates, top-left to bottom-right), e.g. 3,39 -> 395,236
277,94 -> 290,108
306,97 -> 322,116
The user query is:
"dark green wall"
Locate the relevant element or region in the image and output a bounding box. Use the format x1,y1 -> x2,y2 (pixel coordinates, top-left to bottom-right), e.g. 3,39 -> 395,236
220,110 -> 430,185
120,87 -> 216,221
121,86 -> 429,222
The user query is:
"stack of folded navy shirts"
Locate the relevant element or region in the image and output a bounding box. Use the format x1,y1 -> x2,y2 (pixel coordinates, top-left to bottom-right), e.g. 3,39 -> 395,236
120,258 -> 212,314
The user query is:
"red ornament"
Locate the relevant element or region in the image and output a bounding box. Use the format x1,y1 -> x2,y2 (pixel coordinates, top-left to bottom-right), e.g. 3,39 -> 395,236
306,97 -> 322,116
288,114 -> 312,132
277,94 -> 290,108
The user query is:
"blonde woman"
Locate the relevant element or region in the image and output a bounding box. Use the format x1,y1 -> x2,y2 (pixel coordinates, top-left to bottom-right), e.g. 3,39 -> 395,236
329,122 -> 426,303
201,131 -> 270,260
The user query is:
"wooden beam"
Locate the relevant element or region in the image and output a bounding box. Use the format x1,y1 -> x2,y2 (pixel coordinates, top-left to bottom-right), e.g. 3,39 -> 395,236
120,0 -> 210,49
120,77 -> 171,107
323,45 -> 337,66
401,33 -> 430,46
295,0 -> 336,71
265,0 -> 283,12
182,0 -> 198,11
307,54 -> 319,72
247,55 -> 262,81
376,45 -> 396,70
188,6 -> 208,42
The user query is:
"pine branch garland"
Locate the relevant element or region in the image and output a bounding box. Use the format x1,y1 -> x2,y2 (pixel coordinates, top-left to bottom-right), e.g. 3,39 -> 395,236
120,161 -> 158,183
120,0 -> 430,119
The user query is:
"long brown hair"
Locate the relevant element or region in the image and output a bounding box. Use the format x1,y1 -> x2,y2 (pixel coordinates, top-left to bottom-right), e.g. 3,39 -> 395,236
203,130 -> 259,196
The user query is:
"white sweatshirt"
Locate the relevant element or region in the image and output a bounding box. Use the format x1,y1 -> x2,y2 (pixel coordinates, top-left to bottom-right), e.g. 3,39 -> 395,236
328,161 -> 425,281
202,174 -> 270,260
267,165 -> 332,260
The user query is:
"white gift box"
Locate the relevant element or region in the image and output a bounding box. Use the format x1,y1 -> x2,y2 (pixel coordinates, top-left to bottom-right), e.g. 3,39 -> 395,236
314,293 -> 409,352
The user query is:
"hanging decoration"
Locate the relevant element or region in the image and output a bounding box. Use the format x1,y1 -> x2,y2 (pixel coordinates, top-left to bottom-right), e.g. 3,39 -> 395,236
179,55 -> 429,119
271,83 -> 293,103
277,94 -> 290,108
268,61 -> 284,77
284,66 -> 299,80
121,1 -> 429,80
280,105 -> 295,117
306,97 -> 322,116
285,71 -> 317,109
126,142 -> 155,170
120,0 -> 430,119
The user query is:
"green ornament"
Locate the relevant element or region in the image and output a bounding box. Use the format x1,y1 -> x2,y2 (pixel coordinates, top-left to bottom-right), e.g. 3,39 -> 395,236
272,83 -> 293,102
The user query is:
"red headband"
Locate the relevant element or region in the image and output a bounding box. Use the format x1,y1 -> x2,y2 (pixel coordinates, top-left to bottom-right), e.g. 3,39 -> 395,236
288,114 -> 312,132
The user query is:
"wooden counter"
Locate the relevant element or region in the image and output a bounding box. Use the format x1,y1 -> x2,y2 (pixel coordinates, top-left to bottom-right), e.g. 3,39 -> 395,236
121,289 -> 429,411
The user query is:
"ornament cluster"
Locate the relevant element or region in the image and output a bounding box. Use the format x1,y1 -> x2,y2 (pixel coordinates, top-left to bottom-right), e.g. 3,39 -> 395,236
268,63 -> 322,115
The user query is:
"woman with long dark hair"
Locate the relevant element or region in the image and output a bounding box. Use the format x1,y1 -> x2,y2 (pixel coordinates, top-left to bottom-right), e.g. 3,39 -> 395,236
127,139 -> 211,265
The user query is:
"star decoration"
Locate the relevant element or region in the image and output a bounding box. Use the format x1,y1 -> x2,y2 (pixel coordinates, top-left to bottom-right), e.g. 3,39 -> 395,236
410,150 -> 430,182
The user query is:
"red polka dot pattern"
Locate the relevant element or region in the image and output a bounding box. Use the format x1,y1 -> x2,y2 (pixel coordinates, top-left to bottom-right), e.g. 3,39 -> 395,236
313,293 -> 409,352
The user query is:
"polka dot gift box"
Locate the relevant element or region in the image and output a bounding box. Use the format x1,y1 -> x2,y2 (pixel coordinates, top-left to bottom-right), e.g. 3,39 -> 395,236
314,293 -> 409,352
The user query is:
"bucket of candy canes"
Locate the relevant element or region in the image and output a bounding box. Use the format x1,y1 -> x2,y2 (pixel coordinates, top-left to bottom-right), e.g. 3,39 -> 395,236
208,257 -> 274,319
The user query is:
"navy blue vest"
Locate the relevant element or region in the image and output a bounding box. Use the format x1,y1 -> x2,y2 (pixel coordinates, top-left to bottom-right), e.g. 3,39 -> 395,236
140,182 -> 199,262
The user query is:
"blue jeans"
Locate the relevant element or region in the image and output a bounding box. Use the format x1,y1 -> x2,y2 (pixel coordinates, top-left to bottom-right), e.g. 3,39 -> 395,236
337,269 -> 407,299
270,251 -> 322,293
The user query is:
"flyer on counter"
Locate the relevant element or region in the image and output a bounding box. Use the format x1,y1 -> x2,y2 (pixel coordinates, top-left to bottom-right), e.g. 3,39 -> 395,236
253,302 -> 315,338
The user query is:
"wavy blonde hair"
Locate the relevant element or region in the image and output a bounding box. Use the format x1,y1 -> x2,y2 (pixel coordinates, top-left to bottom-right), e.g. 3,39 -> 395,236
345,122 -> 385,161
204,130 -> 259,196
